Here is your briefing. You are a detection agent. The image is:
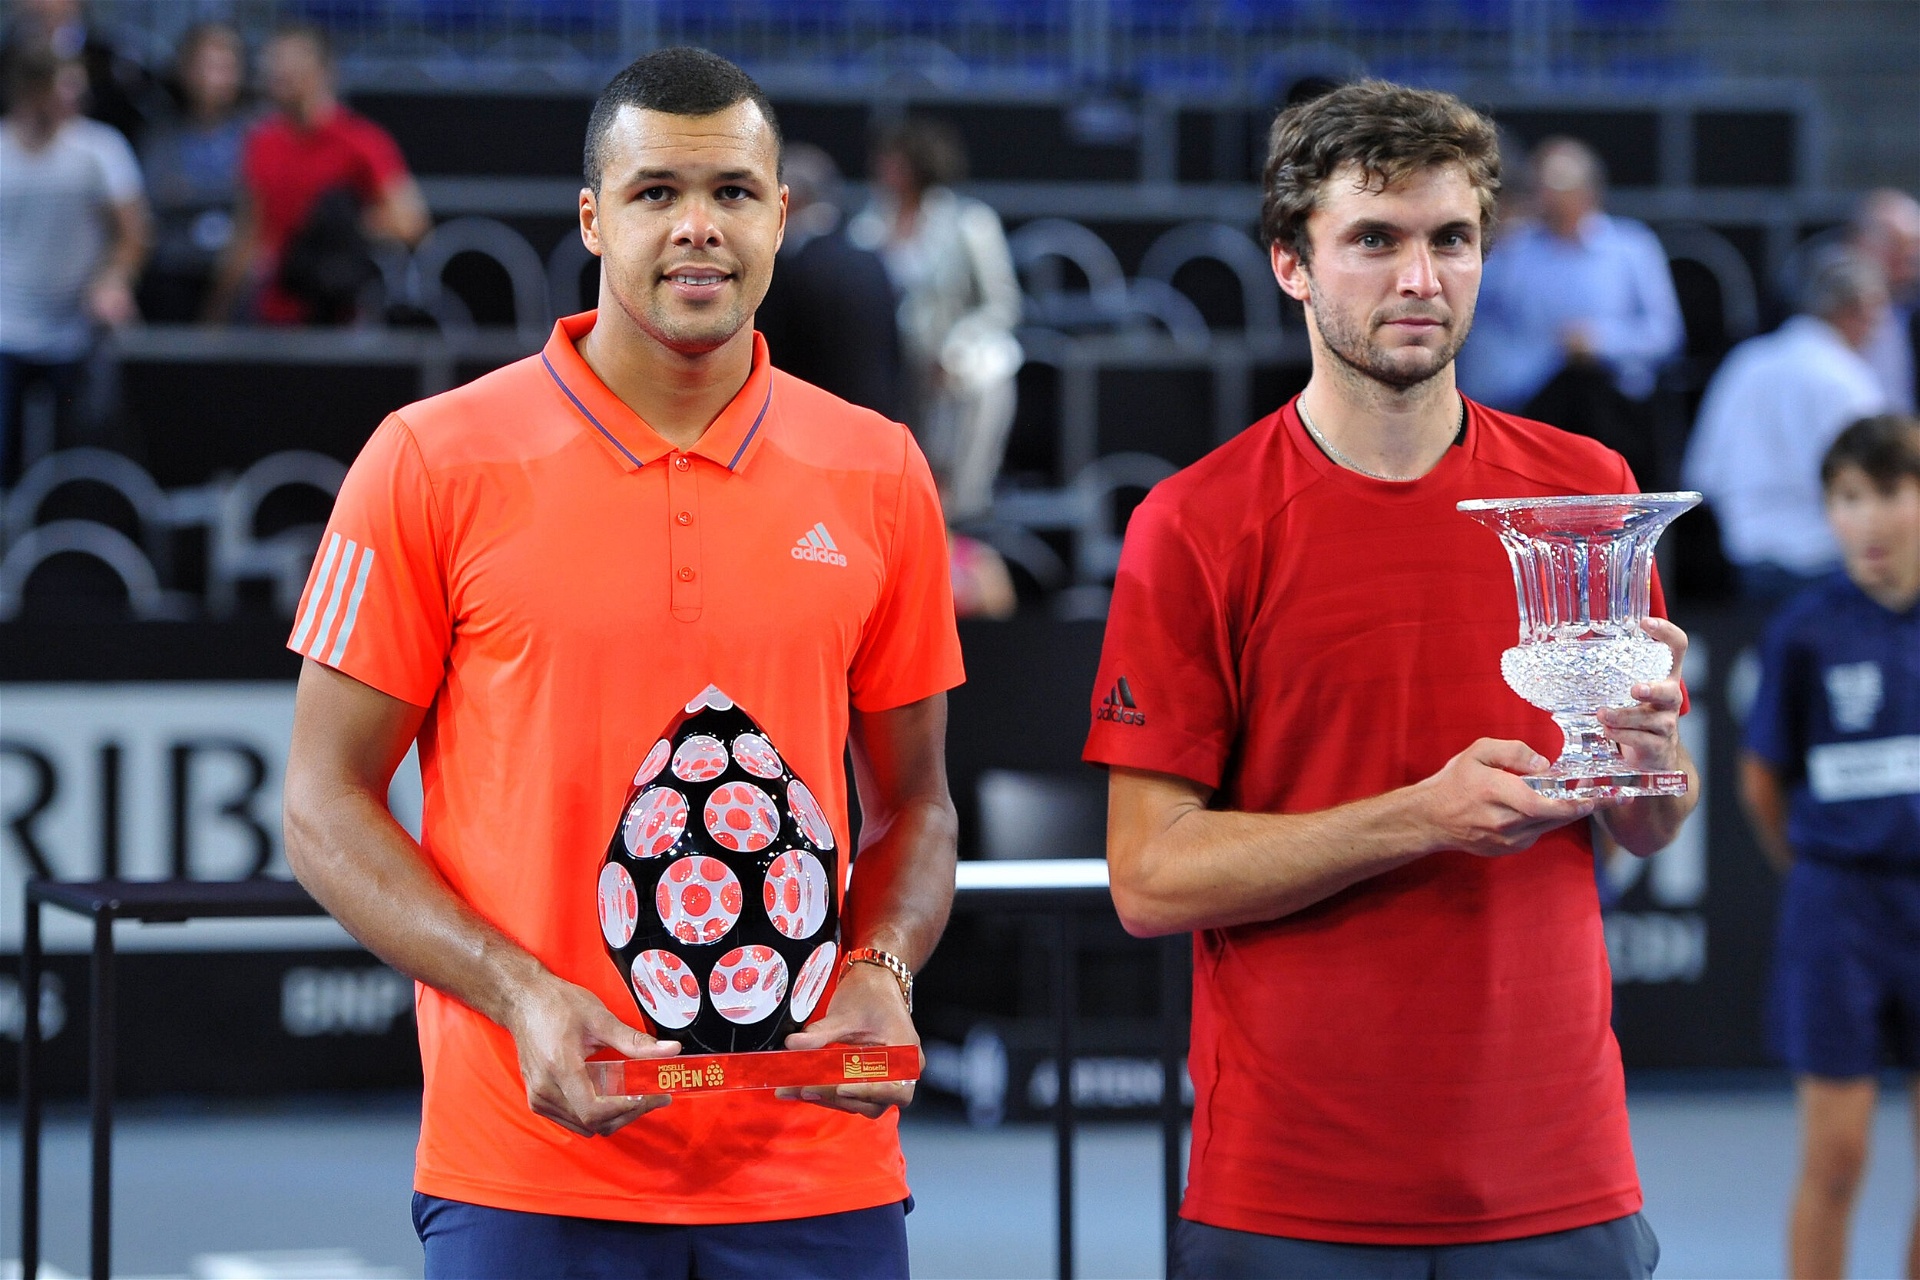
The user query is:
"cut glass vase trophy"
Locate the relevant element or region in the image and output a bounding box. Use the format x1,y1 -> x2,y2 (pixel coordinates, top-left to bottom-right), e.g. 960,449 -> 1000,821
587,685 -> 917,1098
1457,492 -> 1700,799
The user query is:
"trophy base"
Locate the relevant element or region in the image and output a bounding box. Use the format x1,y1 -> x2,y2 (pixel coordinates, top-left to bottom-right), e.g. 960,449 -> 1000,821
1523,769 -> 1688,800
589,1045 -> 919,1097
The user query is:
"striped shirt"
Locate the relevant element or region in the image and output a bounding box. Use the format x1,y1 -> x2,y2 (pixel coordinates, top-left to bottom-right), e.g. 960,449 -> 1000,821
0,117 -> 143,358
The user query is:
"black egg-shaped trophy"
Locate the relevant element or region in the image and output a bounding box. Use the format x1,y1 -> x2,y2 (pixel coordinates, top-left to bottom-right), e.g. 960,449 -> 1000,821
596,685 -> 844,1059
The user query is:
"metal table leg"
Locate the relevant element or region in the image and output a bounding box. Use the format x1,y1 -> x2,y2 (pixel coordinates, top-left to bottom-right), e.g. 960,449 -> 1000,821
1054,911 -> 1078,1280
89,910 -> 115,1280
1159,933 -> 1186,1276
20,893 -> 43,1280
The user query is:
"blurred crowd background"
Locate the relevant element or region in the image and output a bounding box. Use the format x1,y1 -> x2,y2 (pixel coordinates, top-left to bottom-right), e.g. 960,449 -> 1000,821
2,0 -> 1918,1186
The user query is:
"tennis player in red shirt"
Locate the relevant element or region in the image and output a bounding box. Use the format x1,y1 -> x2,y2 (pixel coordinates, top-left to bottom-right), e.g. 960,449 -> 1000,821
282,49 -> 961,1277
1086,81 -> 1700,1278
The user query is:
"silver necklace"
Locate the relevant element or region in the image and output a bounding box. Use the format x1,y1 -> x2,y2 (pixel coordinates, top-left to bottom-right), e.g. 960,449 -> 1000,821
1297,398 -> 1463,483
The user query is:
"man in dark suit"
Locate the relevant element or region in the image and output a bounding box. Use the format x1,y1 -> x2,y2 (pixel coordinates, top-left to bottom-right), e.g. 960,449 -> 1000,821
756,143 -> 905,421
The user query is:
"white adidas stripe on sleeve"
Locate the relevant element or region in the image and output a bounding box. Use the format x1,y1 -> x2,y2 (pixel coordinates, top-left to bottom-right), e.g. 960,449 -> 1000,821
291,532 -> 343,652
326,545 -> 376,665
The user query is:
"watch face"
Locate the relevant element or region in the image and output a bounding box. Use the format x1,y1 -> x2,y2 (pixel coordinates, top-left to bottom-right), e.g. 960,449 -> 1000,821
598,685 -> 841,1054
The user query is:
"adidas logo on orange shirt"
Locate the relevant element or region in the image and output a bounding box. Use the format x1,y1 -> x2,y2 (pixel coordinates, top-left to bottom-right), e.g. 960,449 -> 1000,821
1097,677 -> 1144,726
791,522 -> 847,567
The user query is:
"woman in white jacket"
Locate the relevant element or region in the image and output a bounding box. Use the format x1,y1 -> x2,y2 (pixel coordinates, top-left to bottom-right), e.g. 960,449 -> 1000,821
850,119 -> 1023,522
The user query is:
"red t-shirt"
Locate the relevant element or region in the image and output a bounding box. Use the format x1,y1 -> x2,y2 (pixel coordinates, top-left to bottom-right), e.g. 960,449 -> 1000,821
241,105 -> 409,323
1084,397 -> 1669,1245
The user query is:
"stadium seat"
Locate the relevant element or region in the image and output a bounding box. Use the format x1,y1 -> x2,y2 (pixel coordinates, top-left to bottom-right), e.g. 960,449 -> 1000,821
1011,218 -> 1134,329
0,519 -> 182,621
207,451 -> 350,619
3,449 -> 176,579
408,217 -> 552,343
1137,221 -> 1283,335
1656,221 -> 1762,355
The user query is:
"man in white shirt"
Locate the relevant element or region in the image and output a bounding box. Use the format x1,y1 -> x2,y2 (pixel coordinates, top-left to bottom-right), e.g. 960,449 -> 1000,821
1458,136 -> 1683,484
1682,251 -> 1889,601
1847,188 -> 1920,414
0,37 -> 148,484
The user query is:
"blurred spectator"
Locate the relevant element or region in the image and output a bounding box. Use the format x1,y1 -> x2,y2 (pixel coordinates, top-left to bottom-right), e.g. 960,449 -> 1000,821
1848,188 -> 1920,413
0,36 -> 148,485
850,118 -> 1022,522
1737,413 -> 1920,1280
138,22 -> 249,323
1683,252 -> 1890,601
206,25 -> 428,325
1458,136 -> 1683,484
755,142 -> 904,419
2,0 -> 162,144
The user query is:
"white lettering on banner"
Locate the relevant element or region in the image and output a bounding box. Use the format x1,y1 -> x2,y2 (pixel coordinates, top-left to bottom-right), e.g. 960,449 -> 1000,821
1807,736 -> 1920,803
0,683 -> 422,953
282,966 -> 415,1036
1606,912 -> 1707,983
1028,1055 -> 1196,1110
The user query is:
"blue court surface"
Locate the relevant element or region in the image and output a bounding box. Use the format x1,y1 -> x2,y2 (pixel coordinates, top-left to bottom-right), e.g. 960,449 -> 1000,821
3,1082 -> 1914,1279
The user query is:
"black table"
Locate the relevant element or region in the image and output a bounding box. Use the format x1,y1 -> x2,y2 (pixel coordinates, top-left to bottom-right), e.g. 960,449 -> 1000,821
950,859 -> 1189,1280
17,877 -> 328,1280
17,867 -> 1186,1280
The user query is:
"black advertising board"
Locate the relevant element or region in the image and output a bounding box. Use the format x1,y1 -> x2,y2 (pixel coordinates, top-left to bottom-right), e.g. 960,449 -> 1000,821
2,610 -> 1784,1102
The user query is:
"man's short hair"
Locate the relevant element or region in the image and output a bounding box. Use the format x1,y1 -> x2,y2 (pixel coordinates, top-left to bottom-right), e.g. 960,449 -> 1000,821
1259,79 -> 1501,262
584,47 -> 782,192
267,22 -> 332,66
1800,249 -> 1887,319
2,36 -> 63,103
1821,413 -> 1920,491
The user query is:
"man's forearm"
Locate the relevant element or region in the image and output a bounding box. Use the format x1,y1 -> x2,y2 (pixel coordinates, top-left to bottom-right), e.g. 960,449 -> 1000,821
284,780 -> 553,1030
838,795 -> 957,973
1596,745 -> 1701,857
1112,790 -> 1431,937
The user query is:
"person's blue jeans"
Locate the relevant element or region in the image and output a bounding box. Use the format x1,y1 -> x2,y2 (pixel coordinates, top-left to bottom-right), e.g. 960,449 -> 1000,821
413,1191 -> 911,1280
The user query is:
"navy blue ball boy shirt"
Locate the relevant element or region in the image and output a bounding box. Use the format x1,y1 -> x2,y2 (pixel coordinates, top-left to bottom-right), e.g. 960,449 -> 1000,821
1747,573 -> 1920,865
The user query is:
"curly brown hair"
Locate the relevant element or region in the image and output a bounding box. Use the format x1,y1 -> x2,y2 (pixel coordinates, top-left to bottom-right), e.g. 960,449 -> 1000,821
1260,80 -> 1502,263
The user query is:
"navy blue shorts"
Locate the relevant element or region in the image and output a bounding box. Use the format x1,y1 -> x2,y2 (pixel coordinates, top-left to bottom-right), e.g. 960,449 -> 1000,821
1771,858 -> 1920,1078
413,1192 -> 910,1280
1172,1212 -> 1658,1279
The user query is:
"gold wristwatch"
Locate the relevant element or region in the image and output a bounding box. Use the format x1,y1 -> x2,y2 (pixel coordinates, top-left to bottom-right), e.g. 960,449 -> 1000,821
843,946 -> 914,1014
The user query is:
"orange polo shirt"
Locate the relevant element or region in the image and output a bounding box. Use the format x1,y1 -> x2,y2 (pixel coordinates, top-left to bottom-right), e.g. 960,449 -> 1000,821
289,311 -> 964,1223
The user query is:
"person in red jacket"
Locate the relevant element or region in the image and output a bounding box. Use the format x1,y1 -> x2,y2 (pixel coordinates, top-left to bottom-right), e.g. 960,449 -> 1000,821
205,24 -> 427,324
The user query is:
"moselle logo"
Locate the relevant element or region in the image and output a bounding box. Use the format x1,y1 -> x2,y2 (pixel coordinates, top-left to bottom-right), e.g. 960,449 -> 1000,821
1097,677 -> 1145,726
791,522 -> 848,567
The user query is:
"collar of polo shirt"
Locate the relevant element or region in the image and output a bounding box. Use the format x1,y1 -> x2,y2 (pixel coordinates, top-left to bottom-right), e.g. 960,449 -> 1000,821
538,310 -> 775,474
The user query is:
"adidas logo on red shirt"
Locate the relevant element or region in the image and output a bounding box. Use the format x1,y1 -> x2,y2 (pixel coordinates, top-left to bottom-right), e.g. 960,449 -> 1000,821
1096,677 -> 1145,726
791,522 -> 847,566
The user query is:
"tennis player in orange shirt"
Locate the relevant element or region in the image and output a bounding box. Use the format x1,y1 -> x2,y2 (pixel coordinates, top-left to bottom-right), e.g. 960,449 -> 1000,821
282,49 -> 964,1276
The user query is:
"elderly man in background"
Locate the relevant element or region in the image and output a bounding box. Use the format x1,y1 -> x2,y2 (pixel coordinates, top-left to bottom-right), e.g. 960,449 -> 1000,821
1683,252 -> 1889,602
1847,188 -> 1920,413
0,36 -> 148,485
1459,135 -> 1683,484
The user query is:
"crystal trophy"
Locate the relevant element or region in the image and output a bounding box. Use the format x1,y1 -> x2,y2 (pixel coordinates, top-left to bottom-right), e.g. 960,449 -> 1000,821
588,685 -> 917,1097
1457,492 -> 1700,799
